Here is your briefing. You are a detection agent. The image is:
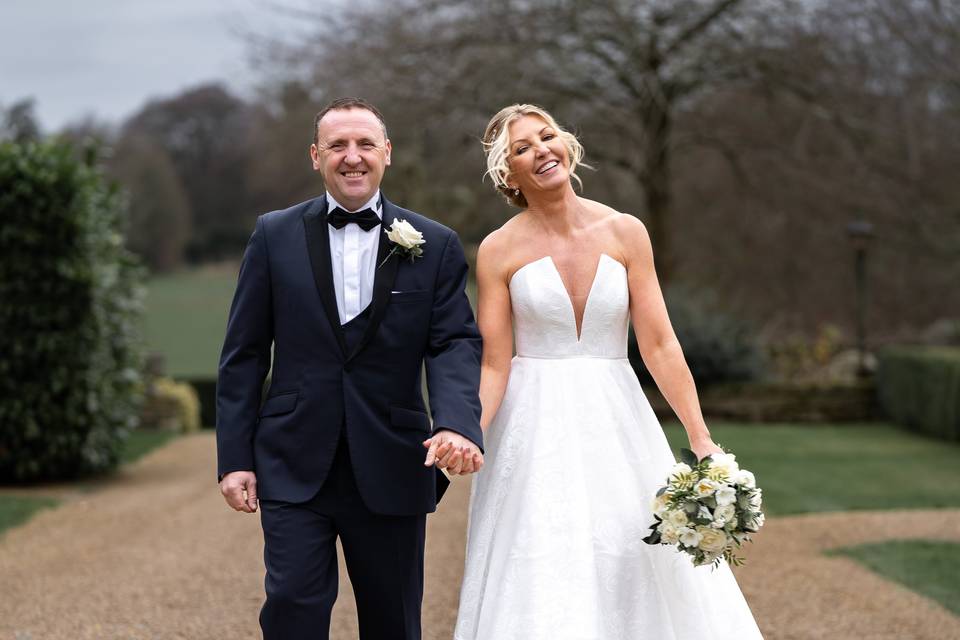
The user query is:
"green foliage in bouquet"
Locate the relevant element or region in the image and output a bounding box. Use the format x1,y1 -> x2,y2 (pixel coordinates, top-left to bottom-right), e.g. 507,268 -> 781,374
0,140 -> 145,482
643,448 -> 764,568
629,285 -> 765,386
876,346 -> 960,441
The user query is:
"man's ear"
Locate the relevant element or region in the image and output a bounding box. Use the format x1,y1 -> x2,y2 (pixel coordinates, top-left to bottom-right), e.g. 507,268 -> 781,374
384,139 -> 392,166
310,143 -> 322,171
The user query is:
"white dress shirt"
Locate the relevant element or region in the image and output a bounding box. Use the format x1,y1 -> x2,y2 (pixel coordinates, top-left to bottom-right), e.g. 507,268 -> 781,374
327,191 -> 383,325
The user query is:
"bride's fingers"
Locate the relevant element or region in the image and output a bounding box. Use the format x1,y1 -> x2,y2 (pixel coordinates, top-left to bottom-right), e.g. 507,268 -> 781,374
459,453 -> 475,475
436,442 -> 455,468
448,449 -> 464,475
423,438 -> 440,466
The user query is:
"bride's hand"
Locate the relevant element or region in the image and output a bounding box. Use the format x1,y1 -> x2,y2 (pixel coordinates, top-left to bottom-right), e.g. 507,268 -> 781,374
690,437 -> 724,462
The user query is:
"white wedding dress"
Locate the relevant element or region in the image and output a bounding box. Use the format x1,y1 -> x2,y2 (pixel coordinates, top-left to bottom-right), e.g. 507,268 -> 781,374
454,254 -> 763,640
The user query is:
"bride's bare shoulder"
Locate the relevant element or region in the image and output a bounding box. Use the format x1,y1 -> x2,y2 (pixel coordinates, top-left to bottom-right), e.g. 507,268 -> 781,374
477,214 -> 531,279
579,197 -> 621,218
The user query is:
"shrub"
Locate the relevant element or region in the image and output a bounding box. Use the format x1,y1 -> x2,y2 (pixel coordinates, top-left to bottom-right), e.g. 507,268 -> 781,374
184,376 -> 217,428
141,377 -> 201,433
876,346 -> 960,441
0,140 -> 145,481
629,285 -> 765,386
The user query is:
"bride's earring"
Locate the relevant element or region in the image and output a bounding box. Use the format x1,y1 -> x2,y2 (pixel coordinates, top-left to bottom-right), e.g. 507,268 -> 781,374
514,188 -> 521,197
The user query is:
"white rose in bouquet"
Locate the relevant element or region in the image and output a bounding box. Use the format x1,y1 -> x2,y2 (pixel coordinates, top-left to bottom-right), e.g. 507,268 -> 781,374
678,527 -> 703,548
659,523 -> 681,544
709,452 -> 740,479
697,527 -> 729,554
712,504 -> 736,528
667,509 -> 689,528
670,462 -> 692,476
733,469 -> 756,488
652,493 -> 670,517
693,478 -> 719,498
715,485 -> 738,506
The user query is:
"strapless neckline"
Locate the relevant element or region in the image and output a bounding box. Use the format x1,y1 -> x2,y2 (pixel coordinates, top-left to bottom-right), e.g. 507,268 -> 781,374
510,253 -> 625,343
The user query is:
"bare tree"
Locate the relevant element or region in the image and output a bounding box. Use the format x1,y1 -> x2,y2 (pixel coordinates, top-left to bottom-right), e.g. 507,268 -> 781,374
110,133 -> 192,273
243,0 -> 959,337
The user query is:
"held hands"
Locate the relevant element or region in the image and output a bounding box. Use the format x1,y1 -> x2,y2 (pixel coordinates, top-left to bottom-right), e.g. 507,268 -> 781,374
423,429 -> 484,476
220,470 -> 259,513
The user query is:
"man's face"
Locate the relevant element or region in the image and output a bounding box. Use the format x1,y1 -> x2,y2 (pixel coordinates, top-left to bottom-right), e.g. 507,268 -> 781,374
310,108 -> 392,211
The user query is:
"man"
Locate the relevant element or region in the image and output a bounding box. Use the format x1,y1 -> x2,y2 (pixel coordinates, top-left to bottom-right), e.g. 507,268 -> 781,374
216,97 -> 483,640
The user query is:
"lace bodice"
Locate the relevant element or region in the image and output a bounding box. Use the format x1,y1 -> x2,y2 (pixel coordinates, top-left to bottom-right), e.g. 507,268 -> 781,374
509,253 -> 629,359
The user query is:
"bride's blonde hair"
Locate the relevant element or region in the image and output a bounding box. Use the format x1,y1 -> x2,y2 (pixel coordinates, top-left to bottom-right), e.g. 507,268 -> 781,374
482,104 -> 588,208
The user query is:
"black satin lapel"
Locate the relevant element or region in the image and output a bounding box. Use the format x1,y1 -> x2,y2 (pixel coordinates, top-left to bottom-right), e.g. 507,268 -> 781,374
347,202 -> 399,362
303,197 -> 348,357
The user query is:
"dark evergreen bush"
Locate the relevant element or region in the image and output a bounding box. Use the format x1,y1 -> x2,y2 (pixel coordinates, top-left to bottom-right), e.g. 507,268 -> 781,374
629,285 -> 765,386
0,140 -> 145,481
877,347 -> 960,441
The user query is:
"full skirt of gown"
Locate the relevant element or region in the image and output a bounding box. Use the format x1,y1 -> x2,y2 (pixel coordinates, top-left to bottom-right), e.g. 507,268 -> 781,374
453,254 -> 763,640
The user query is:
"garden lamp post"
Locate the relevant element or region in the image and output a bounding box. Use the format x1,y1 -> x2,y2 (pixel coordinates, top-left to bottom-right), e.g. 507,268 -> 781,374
845,220 -> 875,379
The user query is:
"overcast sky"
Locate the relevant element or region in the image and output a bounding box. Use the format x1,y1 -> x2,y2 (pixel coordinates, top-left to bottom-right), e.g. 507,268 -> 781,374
0,1 -> 304,131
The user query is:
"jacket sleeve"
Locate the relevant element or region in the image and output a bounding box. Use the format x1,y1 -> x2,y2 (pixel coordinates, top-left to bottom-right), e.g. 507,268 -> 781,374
215,215 -> 274,479
424,231 -> 484,450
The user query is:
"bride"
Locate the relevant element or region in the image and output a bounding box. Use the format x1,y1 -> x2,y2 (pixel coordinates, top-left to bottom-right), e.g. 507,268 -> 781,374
450,104 -> 764,639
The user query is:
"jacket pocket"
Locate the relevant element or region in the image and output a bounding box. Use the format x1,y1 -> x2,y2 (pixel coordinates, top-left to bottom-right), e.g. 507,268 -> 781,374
389,289 -> 431,304
390,405 -> 431,432
259,391 -> 298,417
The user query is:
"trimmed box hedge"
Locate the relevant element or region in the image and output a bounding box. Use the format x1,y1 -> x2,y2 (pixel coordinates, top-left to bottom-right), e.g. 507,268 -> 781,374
876,346 -> 960,441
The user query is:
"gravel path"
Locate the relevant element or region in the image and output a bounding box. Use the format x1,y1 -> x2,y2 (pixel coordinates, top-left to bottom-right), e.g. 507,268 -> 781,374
0,432 -> 957,639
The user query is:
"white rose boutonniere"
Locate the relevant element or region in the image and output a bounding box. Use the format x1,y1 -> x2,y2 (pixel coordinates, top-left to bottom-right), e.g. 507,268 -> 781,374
381,219 -> 425,267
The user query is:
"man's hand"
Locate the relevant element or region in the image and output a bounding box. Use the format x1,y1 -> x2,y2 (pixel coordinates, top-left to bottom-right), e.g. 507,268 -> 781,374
220,470 -> 259,513
423,429 -> 483,476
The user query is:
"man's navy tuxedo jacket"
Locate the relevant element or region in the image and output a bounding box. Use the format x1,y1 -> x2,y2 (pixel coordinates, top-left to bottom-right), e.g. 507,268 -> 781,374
216,194 -> 483,515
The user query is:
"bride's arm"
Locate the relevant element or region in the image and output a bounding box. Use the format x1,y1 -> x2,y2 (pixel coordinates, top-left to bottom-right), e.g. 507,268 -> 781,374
475,235 -> 514,432
617,215 -> 722,460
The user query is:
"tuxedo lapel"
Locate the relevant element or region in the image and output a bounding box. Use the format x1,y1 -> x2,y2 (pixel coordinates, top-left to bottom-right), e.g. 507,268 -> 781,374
303,196 -> 349,357
347,198 -> 400,363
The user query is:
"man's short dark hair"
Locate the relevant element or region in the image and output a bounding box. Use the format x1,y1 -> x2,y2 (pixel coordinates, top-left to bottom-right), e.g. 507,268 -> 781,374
313,97 -> 388,145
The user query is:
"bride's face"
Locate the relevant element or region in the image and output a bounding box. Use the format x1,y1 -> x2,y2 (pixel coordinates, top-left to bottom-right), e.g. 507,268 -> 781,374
506,115 -> 570,196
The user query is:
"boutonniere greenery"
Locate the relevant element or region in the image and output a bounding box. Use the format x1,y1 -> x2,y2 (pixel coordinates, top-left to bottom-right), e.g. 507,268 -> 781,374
380,219 -> 426,267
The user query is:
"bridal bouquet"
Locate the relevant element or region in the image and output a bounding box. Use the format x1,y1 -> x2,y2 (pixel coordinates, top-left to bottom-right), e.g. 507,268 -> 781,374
642,448 -> 764,568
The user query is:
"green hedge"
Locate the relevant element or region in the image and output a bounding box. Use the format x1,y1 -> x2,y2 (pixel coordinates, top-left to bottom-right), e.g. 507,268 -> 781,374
0,140 -> 145,481
876,346 -> 960,441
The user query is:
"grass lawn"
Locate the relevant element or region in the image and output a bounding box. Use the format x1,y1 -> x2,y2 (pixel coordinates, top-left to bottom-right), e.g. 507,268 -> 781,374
0,496 -> 60,537
829,540 -> 960,616
662,421 -> 960,516
120,429 -> 179,465
0,430 -> 179,537
143,266 -> 238,378
144,266 -> 477,379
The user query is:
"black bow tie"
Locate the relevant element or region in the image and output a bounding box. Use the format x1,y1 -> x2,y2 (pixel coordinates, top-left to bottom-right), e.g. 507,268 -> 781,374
327,207 -> 381,231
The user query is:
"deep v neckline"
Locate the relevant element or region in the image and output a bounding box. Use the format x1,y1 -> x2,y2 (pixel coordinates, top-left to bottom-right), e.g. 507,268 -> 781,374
510,253 -> 623,343
546,254 -> 608,342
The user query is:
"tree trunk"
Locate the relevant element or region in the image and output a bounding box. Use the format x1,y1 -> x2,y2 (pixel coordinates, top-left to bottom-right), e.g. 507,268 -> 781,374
641,93 -> 674,283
